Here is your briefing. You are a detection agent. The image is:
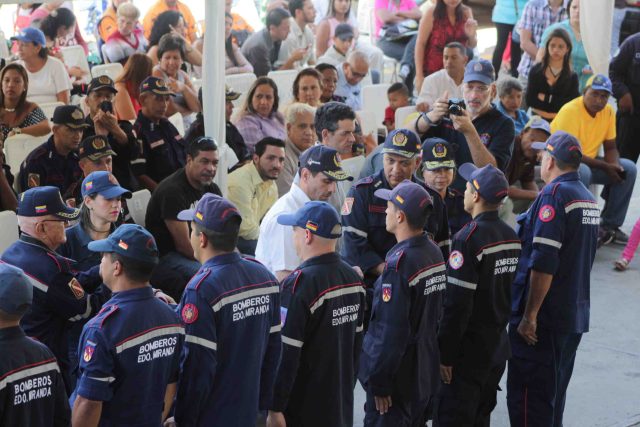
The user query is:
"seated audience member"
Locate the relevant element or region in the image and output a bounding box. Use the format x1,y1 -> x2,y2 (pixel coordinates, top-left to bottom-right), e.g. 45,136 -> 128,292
152,34 -> 200,121
143,0 -> 197,43
551,74 -> 637,243
414,59 -> 515,191
19,105 -> 88,194
527,27 -> 579,121
145,136 -> 221,293
275,0 -> 317,70
147,10 -> 202,67
37,4 -> 88,54
373,0 -> 421,61
227,137 -> 285,255
15,3 -> 40,32
416,41 -> 468,112
0,63 -> 50,141
234,77 -> 287,154
291,68 -> 323,108
316,63 -> 346,103
14,27 -> 71,104
0,154 -> 17,211
316,23 -> 354,66
81,76 -> 139,190
114,53 -> 153,121
335,50 -> 369,111
256,145 -> 351,280
224,87 -> 250,166
277,102 -> 316,196
497,77 -> 530,134
132,76 -> 187,191
225,0 -> 254,47
504,116 -> 550,215
242,8 -> 301,77
383,82 -> 410,133
419,137 -> 471,238
102,3 -> 147,65
225,13 -> 253,75
98,0 -> 129,43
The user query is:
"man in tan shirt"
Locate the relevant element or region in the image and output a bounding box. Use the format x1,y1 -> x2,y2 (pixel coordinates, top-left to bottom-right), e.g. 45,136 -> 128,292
228,137 -> 285,255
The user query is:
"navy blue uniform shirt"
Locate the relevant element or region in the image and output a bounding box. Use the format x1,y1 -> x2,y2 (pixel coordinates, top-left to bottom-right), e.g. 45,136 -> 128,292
359,234 -> 446,402
71,286 -> 184,426
610,32 -> 640,114
511,171 -> 598,334
19,136 -> 82,195
444,186 -> 472,236
272,252 -> 365,427
132,111 -> 186,184
0,326 -> 70,427
439,211 -> 521,368
1,235 -> 110,393
174,253 -> 281,427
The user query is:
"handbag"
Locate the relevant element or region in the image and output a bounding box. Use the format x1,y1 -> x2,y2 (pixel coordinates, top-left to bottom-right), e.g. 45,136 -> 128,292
380,19 -> 418,41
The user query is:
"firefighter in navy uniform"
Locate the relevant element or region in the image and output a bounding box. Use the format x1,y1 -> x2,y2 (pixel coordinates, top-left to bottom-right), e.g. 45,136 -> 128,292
0,186 -> 108,393
0,263 -> 70,427
507,132 -> 599,427
359,180 -> 447,427
70,224 -> 184,426
268,201 -> 366,427
173,194 -> 281,426
341,129 -> 450,290
435,164 -> 521,427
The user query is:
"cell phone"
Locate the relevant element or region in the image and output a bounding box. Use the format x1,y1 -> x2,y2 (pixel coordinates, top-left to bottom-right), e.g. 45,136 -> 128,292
99,100 -> 113,114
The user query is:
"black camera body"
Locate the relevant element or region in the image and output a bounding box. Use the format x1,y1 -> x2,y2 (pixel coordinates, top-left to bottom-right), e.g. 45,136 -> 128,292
99,100 -> 113,114
448,98 -> 466,116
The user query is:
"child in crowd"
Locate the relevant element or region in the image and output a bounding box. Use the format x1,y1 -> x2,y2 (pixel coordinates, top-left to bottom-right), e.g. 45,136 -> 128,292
614,218 -> 640,271
317,23 -> 355,66
383,82 -> 410,133
496,77 -> 529,134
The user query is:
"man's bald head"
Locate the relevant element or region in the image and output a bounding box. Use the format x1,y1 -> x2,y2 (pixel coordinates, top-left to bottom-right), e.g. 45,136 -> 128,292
343,51 -> 369,86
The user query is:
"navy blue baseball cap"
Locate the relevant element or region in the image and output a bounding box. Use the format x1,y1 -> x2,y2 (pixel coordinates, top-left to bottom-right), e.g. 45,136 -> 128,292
88,224 -> 159,263
458,163 -> 509,204
421,138 -> 456,170
382,129 -> 422,159
81,171 -> 132,199
374,180 -> 433,222
585,73 -> 612,94
277,201 -> 342,239
177,193 -> 242,232
0,263 -> 32,316
11,27 -> 46,46
531,130 -> 583,166
52,105 -> 90,129
79,135 -> 117,161
140,76 -> 175,96
464,59 -> 495,85
299,145 -> 353,181
18,186 -> 80,219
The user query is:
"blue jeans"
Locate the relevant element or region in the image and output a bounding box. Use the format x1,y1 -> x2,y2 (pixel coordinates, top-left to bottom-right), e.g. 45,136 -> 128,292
161,251 -> 201,283
578,159 -> 637,228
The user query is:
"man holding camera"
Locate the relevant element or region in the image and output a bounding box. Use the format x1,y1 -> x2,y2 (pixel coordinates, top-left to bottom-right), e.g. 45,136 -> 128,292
414,59 -> 515,192
82,76 -> 139,191
551,74 -> 637,244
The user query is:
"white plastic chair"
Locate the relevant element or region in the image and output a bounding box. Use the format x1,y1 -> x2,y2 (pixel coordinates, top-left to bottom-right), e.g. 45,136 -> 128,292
168,112 -> 185,136
38,102 -> 64,122
395,105 -> 417,129
356,110 -> 377,138
225,73 -> 257,108
362,84 -> 391,128
91,63 -> 124,80
4,133 -> 51,179
267,69 -> 298,107
129,189 -> 151,226
191,78 -> 203,93
0,210 -> 18,253
0,31 -> 10,60
60,46 -> 91,82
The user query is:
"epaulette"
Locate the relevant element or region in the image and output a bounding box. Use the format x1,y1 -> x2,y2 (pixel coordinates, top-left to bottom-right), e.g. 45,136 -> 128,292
189,268 -> 212,292
354,175 -> 374,188
386,249 -> 405,272
287,269 -> 303,293
457,220 -> 478,242
448,187 -> 463,197
541,181 -> 562,196
95,304 -> 119,329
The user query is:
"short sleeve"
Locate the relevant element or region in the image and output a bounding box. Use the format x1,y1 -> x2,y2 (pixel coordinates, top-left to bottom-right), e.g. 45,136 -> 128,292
605,107 -> 616,140
76,328 -> 115,402
49,58 -> 72,93
158,187 -> 186,221
22,107 -> 47,128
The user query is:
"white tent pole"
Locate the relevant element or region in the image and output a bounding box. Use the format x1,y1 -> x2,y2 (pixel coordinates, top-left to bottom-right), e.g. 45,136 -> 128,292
580,0 -> 614,75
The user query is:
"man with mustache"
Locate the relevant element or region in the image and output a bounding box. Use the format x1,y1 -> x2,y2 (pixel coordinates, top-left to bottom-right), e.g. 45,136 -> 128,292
145,137 -> 221,297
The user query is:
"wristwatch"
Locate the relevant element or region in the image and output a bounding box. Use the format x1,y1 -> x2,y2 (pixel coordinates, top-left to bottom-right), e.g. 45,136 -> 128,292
419,111 -> 439,128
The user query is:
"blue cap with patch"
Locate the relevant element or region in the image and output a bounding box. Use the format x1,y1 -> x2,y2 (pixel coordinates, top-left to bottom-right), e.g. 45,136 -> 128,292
374,180 -> 433,223
585,73 -> 612,94
177,193 -> 242,232
524,116 -> 551,134
0,263 -> 32,316
140,76 -> 175,96
382,129 -> 422,159
277,201 -> 342,239
18,186 -> 80,219
531,130 -> 582,166
458,163 -> 509,204
11,27 -> 46,46
81,171 -> 132,199
299,145 -> 353,181
464,58 -> 495,85
421,138 -> 456,170
88,224 -> 159,263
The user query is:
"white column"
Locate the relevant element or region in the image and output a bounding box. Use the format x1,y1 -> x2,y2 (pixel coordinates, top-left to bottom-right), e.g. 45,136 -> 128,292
580,0 -> 614,75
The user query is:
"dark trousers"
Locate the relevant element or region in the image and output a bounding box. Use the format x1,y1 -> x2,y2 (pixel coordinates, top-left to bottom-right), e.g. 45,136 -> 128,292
492,23 -> 521,78
363,389 -> 428,427
506,325 -> 582,427
400,35 -> 418,94
617,111 -> 640,163
433,361 -> 506,427
376,38 -> 409,61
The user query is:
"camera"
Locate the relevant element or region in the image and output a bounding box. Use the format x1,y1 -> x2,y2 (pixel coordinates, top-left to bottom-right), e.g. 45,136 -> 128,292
99,100 -> 113,114
447,99 -> 466,116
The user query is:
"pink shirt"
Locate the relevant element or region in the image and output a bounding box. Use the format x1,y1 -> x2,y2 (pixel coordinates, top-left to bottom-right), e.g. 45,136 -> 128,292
374,0 -> 417,37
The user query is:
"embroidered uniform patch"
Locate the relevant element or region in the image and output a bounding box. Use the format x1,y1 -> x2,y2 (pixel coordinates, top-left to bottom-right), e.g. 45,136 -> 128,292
449,250 -> 464,270
68,278 -> 84,299
181,303 -> 199,324
539,205 -> 555,222
83,345 -> 94,362
341,197 -> 354,215
382,283 -> 392,302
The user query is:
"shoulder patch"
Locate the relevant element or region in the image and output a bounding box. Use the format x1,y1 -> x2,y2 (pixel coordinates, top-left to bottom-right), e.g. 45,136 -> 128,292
341,197 -> 354,215
181,303 -> 199,324
98,304 -> 119,328
449,250 -> 464,269
83,341 -> 96,362
538,204 -> 556,222
386,249 -> 404,271
288,269 -> 303,293
354,176 -> 374,188
68,278 -> 84,299
382,283 -> 392,302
